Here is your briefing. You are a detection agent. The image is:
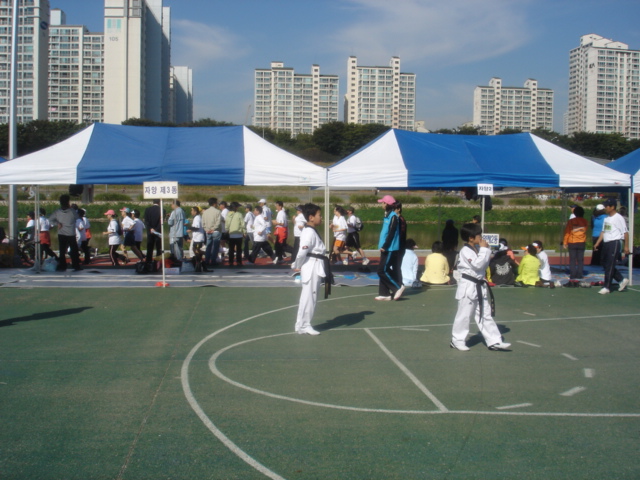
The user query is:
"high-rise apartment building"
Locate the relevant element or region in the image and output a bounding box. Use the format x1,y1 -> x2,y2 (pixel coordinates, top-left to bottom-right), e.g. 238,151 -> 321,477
48,9 -> 104,123
169,65 -> 192,124
254,61 -> 339,135
473,77 -> 554,135
0,0 -> 50,124
344,56 -> 416,130
567,34 -> 640,140
103,0 -> 171,124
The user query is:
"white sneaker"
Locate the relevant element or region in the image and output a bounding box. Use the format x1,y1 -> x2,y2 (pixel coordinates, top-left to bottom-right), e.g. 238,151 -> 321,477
343,259 -> 349,265
598,287 -> 610,295
393,285 -> 406,300
297,326 -> 320,335
374,296 -> 392,301
488,342 -> 511,351
272,258 -> 279,264
618,278 -> 629,292
450,342 -> 470,351
362,258 -> 370,265
351,251 -> 357,259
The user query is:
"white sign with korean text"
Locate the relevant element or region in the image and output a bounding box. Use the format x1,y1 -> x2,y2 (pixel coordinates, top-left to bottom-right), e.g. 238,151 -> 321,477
477,183 -> 494,196
143,181 -> 179,199
482,233 -> 500,246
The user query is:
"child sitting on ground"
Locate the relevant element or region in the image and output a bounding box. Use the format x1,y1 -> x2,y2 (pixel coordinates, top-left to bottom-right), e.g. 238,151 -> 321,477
421,241 -> 450,285
533,240 -> 555,288
515,245 -> 541,286
401,238 -> 420,287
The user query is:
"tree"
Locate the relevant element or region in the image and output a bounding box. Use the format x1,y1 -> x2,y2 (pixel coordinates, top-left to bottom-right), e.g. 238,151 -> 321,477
497,128 -> 523,135
0,120 -> 85,157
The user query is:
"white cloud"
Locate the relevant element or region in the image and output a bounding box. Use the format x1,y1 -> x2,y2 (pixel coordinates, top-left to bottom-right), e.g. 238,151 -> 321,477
171,19 -> 250,69
330,0 -> 533,66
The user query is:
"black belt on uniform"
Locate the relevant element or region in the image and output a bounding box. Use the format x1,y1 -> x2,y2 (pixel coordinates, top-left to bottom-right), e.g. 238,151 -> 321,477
461,273 -> 495,320
307,252 -> 334,299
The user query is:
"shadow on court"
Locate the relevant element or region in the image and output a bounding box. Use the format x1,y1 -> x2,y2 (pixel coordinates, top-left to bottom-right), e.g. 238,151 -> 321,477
315,310 -> 375,331
0,307 -> 93,328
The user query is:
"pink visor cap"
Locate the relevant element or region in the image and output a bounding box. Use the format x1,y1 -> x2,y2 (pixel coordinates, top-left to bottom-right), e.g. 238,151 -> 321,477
377,195 -> 397,205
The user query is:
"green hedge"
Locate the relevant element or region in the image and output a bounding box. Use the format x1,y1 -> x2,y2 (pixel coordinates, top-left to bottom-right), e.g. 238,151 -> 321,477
94,193 -> 134,202
429,196 -> 462,205
509,198 -> 542,206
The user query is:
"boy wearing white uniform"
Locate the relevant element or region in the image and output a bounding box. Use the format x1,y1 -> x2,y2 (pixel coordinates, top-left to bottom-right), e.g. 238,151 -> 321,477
451,223 -> 511,352
293,203 -> 326,335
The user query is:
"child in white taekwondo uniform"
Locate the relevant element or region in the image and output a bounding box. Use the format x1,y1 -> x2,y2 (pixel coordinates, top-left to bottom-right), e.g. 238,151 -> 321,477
450,223 -> 511,352
293,203 -> 326,336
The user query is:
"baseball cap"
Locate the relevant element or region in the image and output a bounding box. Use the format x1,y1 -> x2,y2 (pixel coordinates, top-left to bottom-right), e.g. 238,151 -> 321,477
259,198 -> 267,204
377,195 -> 397,205
104,209 -> 115,215
596,203 -> 605,210
602,198 -> 617,207
120,207 -> 130,213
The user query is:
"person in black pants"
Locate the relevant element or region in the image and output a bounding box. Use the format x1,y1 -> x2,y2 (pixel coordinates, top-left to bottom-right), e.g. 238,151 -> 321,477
144,199 -> 163,263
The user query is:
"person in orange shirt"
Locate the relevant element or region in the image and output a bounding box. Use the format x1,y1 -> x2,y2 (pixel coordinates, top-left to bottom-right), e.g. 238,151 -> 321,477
562,205 -> 588,282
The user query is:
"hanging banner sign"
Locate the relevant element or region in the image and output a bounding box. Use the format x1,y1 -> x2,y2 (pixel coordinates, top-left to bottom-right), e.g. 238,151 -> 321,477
143,181 -> 179,199
477,183 -> 494,196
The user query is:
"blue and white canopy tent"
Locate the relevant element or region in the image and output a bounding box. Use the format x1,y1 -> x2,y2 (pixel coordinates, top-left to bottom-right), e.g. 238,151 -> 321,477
0,123 -> 326,186
327,129 -> 630,189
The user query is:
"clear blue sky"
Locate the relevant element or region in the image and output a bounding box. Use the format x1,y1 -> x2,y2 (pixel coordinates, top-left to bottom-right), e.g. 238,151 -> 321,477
52,0 -> 640,132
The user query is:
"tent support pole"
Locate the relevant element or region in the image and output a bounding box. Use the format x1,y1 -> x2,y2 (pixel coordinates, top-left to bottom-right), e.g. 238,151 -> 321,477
560,189 -> 567,268
34,187 -> 40,273
628,183 -> 634,286
437,189 -> 442,241
481,196 -> 485,231
324,172 -> 329,255
160,201 -> 166,287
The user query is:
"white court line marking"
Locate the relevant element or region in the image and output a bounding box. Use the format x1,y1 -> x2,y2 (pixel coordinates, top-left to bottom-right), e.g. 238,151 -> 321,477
181,293 -> 377,480
523,312 -> 536,316
365,329 -> 449,413
182,292 -> 640,479
517,341 -> 541,348
402,328 -> 430,332
496,403 -> 533,410
208,333 -> 442,415
561,387 -> 586,397
562,353 -> 579,361
584,369 -> 595,378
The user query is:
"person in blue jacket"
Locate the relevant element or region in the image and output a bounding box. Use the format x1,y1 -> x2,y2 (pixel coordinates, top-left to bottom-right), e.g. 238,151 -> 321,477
375,195 -> 403,301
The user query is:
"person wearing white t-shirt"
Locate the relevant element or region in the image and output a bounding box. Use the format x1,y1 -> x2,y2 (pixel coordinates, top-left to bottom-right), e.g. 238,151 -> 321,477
243,204 -> 255,260
345,207 -> 369,265
331,206 -> 349,265
594,199 -> 630,294
248,206 -> 275,263
292,205 -> 306,262
532,240 -> 553,287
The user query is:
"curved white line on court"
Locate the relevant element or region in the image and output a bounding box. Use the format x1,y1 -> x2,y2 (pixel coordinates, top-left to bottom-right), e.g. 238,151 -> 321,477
181,293 -> 375,480
183,293 -> 640,480
207,328 -> 640,418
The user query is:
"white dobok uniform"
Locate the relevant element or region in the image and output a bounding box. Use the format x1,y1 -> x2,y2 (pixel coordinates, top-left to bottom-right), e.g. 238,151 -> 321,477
293,226 -> 326,332
451,244 -> 502,347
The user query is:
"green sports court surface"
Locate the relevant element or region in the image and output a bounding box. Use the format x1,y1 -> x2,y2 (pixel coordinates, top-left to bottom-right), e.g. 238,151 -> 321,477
0,284 -> 638,479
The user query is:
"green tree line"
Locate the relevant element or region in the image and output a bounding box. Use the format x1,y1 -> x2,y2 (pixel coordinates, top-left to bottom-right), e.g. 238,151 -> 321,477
1,119 -> 639,164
